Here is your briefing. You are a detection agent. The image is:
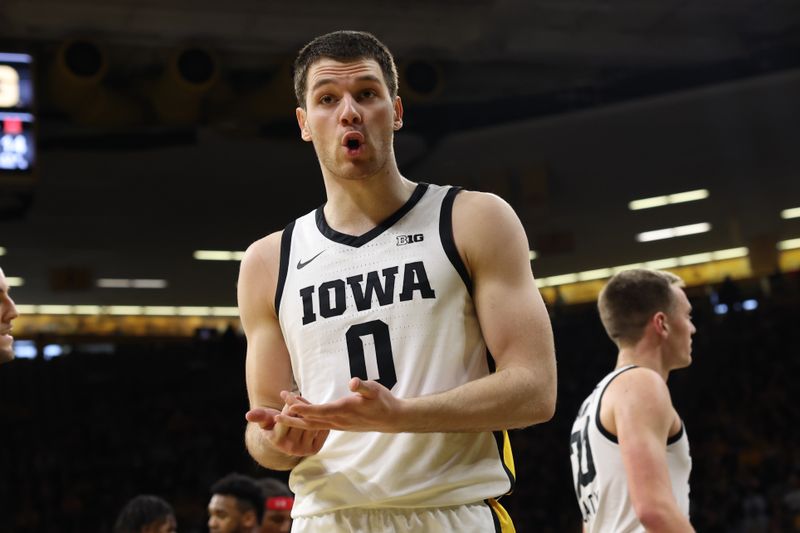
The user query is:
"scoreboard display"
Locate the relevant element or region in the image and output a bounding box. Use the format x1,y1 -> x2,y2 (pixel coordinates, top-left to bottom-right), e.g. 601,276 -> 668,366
0,52 -> 35,175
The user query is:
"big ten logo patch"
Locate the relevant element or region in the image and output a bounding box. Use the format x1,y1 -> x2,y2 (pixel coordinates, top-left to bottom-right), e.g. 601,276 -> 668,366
396,234 -> 424,246
0,66 -> 21,108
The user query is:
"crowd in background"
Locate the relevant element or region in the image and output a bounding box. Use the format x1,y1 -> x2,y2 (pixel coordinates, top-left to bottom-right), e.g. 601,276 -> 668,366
1,272 -> 798,532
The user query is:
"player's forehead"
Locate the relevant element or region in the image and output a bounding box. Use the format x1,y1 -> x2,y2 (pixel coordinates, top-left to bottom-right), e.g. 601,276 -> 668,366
307,58 -> 385,90
0,268 -> 7,292
670,284 -> 691,311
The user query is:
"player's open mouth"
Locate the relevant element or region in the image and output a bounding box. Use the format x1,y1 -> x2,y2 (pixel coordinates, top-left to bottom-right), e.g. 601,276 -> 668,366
342,132 -> 365,154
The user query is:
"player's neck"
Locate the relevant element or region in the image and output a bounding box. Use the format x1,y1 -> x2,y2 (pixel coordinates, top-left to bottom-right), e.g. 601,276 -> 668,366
322,169 -> 416,236
615,346 -> 670,382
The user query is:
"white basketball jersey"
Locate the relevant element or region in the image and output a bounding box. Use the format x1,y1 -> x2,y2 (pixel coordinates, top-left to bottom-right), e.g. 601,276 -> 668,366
276,183 -> 514,517
569,365 -> 691,533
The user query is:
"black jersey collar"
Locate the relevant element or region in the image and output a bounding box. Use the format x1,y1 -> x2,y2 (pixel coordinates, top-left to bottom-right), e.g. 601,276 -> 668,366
315,182 -> 429,248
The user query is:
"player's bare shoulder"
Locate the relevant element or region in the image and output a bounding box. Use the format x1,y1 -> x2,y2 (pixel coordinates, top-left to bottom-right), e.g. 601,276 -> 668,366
603,367 -> 674,434
242,231 -> 283,271
607,367 -> 671,406
238,231 -> 285,320
450,190 -> 530,275
451,190 -> 519,229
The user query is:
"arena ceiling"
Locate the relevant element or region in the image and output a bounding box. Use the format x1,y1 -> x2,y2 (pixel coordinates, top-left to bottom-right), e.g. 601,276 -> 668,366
0,0 -> 797,129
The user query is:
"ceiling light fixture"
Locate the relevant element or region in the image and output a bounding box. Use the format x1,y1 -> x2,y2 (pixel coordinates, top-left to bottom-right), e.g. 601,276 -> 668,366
781,207 -> 800,219
636,222 -> 711,242
628,189 -> 709,210
97,278 -> 168,289
778,238 -> 800,251
12,304 -> 239,317
193,250 -> 245,261
536,246 -> 748,288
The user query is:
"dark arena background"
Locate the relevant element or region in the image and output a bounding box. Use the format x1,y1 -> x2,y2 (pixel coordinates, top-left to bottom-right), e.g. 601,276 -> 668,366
2,1 -> 800,531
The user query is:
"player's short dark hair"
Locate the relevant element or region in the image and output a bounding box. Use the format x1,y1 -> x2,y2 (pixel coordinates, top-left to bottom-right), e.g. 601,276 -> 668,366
293,30 -> 399,108
598,269 -> 684,345
210,472 -> 264,523
113,494 -> 174,533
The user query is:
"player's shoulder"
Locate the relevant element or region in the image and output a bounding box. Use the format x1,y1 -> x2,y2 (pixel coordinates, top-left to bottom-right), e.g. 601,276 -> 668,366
610,366 -> 668,391
239,230 -> 284,278
606,366 -> 673,410
452,189 -> 512,214
247,230 -> 284,256
451,189 -> 522,234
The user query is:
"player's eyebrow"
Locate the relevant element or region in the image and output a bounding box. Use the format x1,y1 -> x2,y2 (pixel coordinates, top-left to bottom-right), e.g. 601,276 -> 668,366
310,74 -> 383,93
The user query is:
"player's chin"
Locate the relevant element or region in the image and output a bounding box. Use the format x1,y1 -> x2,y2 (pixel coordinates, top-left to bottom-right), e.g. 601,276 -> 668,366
0,345 -> 14,364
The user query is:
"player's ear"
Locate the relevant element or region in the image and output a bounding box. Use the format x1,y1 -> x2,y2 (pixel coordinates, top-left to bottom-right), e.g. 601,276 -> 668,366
297,107 -> 312,141
653,312 -> 669,337
392,96 -> 404,131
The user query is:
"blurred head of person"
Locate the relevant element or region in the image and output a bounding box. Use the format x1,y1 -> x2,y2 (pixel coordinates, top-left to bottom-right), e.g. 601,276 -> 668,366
254,477 -> 293,533
0,267 -> 19,364
113,494 -> 176,533
208,473 -> 264,533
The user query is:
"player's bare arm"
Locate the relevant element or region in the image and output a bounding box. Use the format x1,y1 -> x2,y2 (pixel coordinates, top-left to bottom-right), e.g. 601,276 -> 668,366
610,368 -> 695,533
279,191 -> 557,433
239,234 -> 329,469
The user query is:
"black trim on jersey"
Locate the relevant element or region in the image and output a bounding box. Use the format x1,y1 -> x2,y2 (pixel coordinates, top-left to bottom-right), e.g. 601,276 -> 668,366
314,182 -> 429,248
667,423 -> 685,445
493,429 -> 516,494
440,186 -> 473,293
595,365 -> 686,445
487,348 -> 515,494
274,220 -> 295,318
485,499 -> 503,533
595,365 -> 638,444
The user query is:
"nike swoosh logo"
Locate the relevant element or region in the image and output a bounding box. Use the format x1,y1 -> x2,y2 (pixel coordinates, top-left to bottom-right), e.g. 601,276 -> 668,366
297,250 -> 325,269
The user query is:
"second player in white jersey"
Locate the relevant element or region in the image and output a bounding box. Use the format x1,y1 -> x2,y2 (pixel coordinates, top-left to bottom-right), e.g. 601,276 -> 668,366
568,269 -> 696,532
570,365 -> 691,532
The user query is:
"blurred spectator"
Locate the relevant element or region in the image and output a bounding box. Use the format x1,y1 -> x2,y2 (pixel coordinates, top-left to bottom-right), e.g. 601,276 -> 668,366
208,473 -> 263,533
113,495 -> 176,533
254,477 -> 293,533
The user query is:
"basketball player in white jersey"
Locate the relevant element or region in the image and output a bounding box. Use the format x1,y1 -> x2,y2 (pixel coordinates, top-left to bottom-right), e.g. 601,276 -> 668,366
569,269 -> 695,532
0,266 -> 20,364
238,31 -> 557,532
